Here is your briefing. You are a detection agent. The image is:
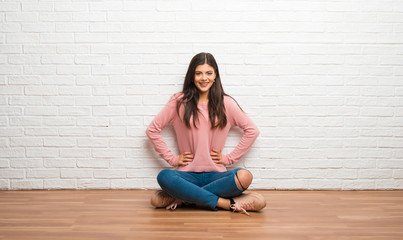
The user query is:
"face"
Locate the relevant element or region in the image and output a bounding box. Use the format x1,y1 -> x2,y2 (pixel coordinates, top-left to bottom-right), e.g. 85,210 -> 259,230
194,64 -> 216,95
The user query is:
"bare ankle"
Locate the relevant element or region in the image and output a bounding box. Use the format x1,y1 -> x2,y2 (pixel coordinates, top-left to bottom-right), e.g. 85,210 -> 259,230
216,197 -> 231,210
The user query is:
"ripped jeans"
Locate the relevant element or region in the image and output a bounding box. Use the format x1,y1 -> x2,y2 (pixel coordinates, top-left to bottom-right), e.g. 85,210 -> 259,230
156,168 -> 250,210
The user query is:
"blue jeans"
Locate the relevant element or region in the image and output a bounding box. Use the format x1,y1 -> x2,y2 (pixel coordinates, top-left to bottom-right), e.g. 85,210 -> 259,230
157,168 -> 249,210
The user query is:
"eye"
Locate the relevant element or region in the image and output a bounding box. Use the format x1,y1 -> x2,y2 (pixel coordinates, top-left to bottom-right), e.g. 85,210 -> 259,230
195,72 -> 201,76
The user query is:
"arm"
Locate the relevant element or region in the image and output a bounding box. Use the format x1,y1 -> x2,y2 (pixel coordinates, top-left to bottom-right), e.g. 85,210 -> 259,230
222,97 -> 260,165
145,95 -> 179,166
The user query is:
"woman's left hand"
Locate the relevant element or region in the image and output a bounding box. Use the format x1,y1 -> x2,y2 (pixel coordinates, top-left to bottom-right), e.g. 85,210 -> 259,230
210,148 -> 222,164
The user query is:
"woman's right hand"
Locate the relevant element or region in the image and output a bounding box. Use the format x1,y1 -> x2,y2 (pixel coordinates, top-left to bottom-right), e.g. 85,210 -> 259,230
178,152 -> 193,166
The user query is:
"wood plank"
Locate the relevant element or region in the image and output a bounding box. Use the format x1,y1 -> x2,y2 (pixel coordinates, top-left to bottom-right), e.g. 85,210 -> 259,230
0,190 -> 402,240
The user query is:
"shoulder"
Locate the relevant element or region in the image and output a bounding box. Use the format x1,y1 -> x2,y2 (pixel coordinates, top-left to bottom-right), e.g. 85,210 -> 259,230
166,92 -> 183,105
224,95 -> 241,111
171,92 -> 184,101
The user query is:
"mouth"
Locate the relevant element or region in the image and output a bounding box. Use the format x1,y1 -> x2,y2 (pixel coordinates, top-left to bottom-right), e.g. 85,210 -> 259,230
199,82 -> 209,87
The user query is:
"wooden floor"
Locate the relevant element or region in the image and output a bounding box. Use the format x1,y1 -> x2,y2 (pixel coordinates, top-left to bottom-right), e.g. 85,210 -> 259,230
0,190 -> 402,240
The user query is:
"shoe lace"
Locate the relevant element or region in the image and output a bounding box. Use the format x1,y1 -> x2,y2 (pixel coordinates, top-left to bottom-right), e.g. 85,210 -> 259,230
230,202 -> 251,216
165,200 -> 181,210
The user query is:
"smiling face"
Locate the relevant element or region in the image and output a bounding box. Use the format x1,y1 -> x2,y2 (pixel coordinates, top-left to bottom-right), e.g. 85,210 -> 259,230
194,64 -> 216,100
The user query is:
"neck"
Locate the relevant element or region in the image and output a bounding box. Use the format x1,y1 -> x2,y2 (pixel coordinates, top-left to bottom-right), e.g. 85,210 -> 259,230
198,92 -> 209,103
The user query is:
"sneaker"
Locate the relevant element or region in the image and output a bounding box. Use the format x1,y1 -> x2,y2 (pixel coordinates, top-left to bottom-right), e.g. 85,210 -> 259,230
150,190 -> 182,210
230,192 -> 266,216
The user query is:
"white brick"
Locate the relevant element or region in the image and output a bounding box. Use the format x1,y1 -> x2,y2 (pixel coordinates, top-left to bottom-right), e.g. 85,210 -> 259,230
10,138 -> 43,147
77,138 -> 108,148
92,149 -> 125,158
59,128 -> 91,137
0,180 -> 10,189
109,117 -> 142,126
359,169 -> 393,179
0,2 -> 19,11
73,13 -> 106,22
27,169 -> 59,178
110,96 -> 142,105
93,87 -> 126,96
77,159 -> 109,168
25,106 -> 58,116
21,23 -> 54,33
75,97 -> 108,106
6,13 -> 38,22
43,96 -> 74,106
26,148 -> 58,158
39,13 -> 72,22
0,128 -> 23,137
58,87 -> 91,96
94,169 -> 125,179
41,55 -> 74,64
25,127 -> 57,136
57,65 -> 90,75
40,33 -> 74,43
24,45 -> 56,54
375,180 -> 403,190
25,86 -> 58,96
76,76 -> 108,85
57,45 -> 89,54
127,168 -> 160,178
75,55 -> 108,65
342,180 -> 375,190
110,159 -> 142,168
0,169 -> 24,179
0,107 -> 23,116
78,179 -> 109,189
44,179 -> 77,189
61,169 -> 93,179
93,106 -> 126,116
91,65 -> 126,75
54,2 -> 88,12
56,23 -> 87,33
90,23 -> 121,33
0,45 -> 22,54
60,148 -> 91,158
378,160 -> 403,169
59,107 -> 90,116
75,33 -> 107,43
44,159 -> 76,168
8,76 -> 41,85
44,138 -> 75,147
0,159 -> 9,167
111,179 -> 143,189
43,117 -> 75,126
10,159 -> 43,168
76,118 -> 109,127
11,180 -> 43,190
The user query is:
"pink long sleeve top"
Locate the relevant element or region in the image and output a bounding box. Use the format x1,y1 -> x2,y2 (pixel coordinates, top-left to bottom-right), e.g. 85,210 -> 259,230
146,93 -> 260,172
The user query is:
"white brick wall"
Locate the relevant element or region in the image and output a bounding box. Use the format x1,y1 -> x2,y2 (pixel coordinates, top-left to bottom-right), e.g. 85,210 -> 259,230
1,0 -> 403,190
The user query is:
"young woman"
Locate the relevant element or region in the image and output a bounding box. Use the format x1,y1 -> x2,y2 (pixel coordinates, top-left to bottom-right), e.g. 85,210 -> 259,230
146,52 -> 266,215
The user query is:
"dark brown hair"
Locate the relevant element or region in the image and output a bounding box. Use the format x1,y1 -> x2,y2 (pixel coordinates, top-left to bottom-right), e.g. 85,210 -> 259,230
176,52 -> 227,129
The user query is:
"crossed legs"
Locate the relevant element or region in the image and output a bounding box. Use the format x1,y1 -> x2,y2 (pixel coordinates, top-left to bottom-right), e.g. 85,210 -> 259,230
156,168 -> 252,210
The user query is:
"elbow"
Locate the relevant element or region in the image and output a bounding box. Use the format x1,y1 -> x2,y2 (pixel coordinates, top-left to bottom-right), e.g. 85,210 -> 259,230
253,125 -> 260,139
145,126 -> 152,139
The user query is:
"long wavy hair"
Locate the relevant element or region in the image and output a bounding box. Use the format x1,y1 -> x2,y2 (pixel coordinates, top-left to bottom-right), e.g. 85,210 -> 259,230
176,52 -> 227,129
